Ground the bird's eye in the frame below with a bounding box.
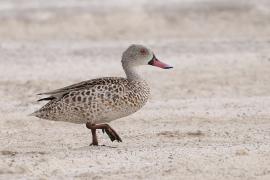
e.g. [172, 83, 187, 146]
[140, 48, 147, 55]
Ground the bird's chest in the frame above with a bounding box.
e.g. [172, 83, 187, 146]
[121, 83, 150, 113]
[98, 82, 150, 122]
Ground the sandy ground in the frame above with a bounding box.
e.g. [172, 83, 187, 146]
[1, 0, 270, 179]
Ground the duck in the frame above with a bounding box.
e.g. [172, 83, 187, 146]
[31, 44, 173, 146]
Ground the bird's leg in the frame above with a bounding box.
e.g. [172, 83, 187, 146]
[86, 122, 98, 146]
[96, 124, 122, 143]
[90, 128, 98, 146]
[85, 122, 122, 145]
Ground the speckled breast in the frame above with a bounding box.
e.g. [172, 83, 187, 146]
[97, 80, 151, 123]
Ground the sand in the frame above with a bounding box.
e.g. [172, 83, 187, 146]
[1, 0, 270, 179]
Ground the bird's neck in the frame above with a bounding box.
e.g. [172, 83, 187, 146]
[122, 62, 142, 81]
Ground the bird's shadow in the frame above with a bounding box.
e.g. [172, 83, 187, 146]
[73, 144, 118, 151]
[96, 144, 118, 148]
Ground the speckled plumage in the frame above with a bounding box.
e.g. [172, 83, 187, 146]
[32, 44, 172, 145]
[32, 77, 150, 124]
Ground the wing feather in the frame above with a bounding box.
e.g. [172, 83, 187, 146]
[37, 77, 126, 101]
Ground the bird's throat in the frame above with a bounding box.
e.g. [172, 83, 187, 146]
[122, 63, 142, 81]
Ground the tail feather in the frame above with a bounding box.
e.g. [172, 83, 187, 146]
[28, 111, 39, 117]
[37, 96, 56, 102]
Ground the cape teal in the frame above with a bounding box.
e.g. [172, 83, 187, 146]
[31, 44, 173, 145]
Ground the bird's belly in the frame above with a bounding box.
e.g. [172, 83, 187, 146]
[97, 106, 140, 123]
[44, 102, 144, 124]
[96, 95, 149, 123]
